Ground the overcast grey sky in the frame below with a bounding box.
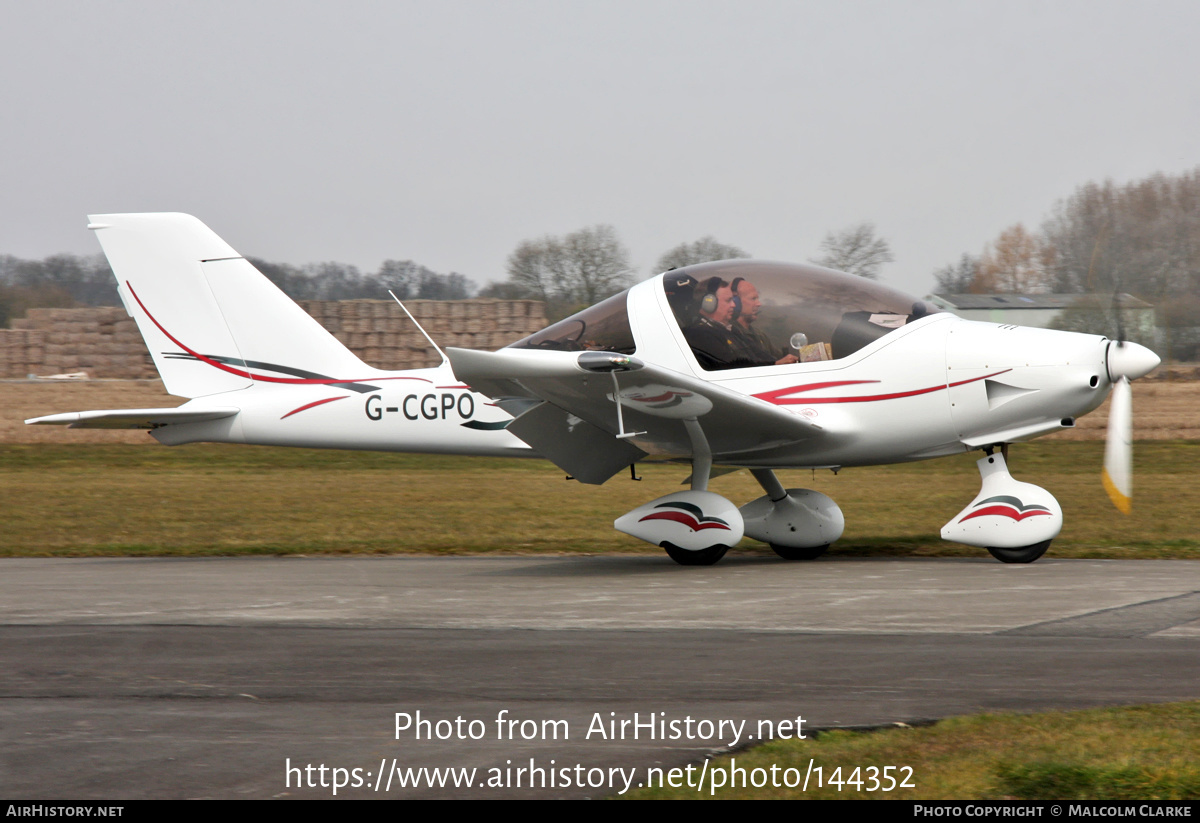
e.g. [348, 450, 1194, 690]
[2, 0, 1197, 295]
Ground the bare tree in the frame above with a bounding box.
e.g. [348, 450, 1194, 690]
[504, 236, 563, 306]
[931, 253, 981, 293]
[811, 222, 894, 279]
[654, 236, 749, 273]
[0, 280, 76, 328]
[975, 224, 1054, 293]
[250, 257, 476, 301]
[375, 260, 476, 300]
[502, 225, 633, 316]
[0, 249, 477, 325]
[558, 225, 634, 305]
[1041, 169, 1200, 302]
[476, 280, 534, 300]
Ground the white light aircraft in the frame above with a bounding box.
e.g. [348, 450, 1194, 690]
[28, 214, 1160, 565]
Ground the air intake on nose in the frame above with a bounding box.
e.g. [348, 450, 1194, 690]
[984, 379, 1037, 410]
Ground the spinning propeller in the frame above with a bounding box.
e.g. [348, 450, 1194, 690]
[1101, 320, 1160, 514]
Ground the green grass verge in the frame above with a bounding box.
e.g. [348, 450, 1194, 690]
[626, 702, 1200, 800]
[1, 441, 1197, 557]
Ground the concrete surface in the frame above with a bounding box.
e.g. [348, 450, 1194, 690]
[3, 556, 1199, 798]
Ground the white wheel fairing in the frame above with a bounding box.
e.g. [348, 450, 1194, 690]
[941, 452, 1062, 549]
[740, 489, 844, 549]
[615, 491, 744, 551]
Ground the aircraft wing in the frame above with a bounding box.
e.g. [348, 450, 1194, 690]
[447, 347, 823, 484]
[25, 407, 239, 430]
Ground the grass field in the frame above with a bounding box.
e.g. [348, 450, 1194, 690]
[1, 440, 1196, 557]
[627, 701, 1200, 800]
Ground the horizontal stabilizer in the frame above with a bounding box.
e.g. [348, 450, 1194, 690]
[25, 407, 239, 430]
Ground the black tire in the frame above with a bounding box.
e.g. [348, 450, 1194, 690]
[662, 542, 729, 566]
[770, 543, 829, 561]
[986, 540, 1051, 564]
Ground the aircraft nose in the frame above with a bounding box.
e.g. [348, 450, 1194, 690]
[1106, 340, 1160, 382]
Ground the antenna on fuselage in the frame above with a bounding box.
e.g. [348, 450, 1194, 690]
[388, 290, 449, 368]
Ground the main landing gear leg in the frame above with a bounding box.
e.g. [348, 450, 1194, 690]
[663, 418, 728, 564]
[741, 469, 844, 560]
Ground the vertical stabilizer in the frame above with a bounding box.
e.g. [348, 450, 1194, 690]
[89, 213, 377, 399]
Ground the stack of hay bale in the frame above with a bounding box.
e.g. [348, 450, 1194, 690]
[0, 328, 46, 378]
[297, 299, 547, 370]
[4, 307, 150, 378]
[1, 300, 548, 378]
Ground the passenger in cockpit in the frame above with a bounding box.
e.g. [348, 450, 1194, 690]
[730, 277, 798, 366]
[678, 277, 787, 371]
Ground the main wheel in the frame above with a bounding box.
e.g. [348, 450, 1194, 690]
[770, 543, 829, 561]
[986, 540, 1051, 564]
[662, 542, 729, 566]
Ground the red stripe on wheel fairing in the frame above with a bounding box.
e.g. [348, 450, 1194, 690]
[959, 505, 1052, 523]
[638, 512, 732, 532]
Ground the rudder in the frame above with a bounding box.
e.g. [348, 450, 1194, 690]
[89, 213, 378, 398]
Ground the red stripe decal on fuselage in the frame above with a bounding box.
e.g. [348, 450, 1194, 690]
[281, 396, 350, 419]
[753, 370, 1012, 405]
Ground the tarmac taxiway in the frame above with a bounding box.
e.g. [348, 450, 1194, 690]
[3, 555, 1199, 798]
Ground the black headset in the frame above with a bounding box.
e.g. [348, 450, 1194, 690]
[699, 278, 724, 315]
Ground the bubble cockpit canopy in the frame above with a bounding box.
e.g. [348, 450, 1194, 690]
[661, 260, 941, 369]
[506, 260, 940, 370]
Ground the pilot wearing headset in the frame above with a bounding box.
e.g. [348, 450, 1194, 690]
[682, 277, 778, 370]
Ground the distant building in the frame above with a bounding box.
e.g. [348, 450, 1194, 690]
[926, 293, 1156, 339]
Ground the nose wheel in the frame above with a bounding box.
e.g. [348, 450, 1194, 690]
[986, 540, 1051, 564]
[942, 451, 1062, 564]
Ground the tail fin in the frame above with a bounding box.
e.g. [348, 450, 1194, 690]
[89, 213, 378, 398]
